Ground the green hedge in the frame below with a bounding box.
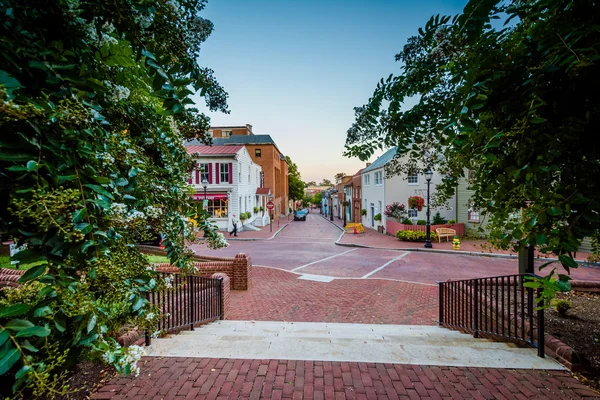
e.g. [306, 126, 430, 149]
[396, 230, 438, 242]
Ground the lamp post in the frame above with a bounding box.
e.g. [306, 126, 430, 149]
[343, 201, 347, 227]
[329, 189, 337, 222]
[202, 177, 208, 200]
[424, 169, 433, 249]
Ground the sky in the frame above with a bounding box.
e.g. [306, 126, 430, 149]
[194, 0, 468, 183]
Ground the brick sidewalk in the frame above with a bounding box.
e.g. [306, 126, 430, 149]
[228, 267, 438, 325]
[92, 357, 599, 399]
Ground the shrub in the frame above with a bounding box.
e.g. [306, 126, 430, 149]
[396, 230, 438, 242]
[384, 202, 407, 220]
[240, 212, 251, 221]
[253, 206, 259, 214]
[401, 218, 413, 225]
[259, 206, 265, 212]
[554, 299, 572, 316]
[448, 219, 456, 224]
[374, 213, 382, 222]
[361, 209, 367, 216]
[433, 211, 447, 225]
[416, 220, 427, 225]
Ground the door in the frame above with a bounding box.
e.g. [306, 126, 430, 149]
[370, 203, 375, 227]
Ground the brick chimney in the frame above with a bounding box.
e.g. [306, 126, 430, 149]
[245, 124, 253, 134]
[366, 162, 371, 167]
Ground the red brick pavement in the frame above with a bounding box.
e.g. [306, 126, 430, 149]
[227, 267, 438, 325]
[92, 357, 600, 399]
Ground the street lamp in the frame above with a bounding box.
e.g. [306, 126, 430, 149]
[329, 189, 337, 222]
[201, 176, 208, 201]
[424, 169, 434, 249]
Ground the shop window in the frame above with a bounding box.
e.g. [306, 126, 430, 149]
[206, 199, 229, 218]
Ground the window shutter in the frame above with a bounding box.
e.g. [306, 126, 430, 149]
[208, 163, 213, 184]
[229, 162, 233, 184]
[215, 163, 220, 184]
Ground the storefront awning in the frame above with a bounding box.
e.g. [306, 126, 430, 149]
[192, 193, 228, 201]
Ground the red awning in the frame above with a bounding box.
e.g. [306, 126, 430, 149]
[192, 193, 228, 201]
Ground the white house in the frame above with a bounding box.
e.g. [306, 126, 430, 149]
[361, 147, 457, 233]
[186, 145, 268, 232]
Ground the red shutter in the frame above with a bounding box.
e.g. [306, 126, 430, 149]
[208, 163, 213, 184]
[195, 166, 200, 184]
[229, 162, 233, 184]
[215, 163, 220, 184]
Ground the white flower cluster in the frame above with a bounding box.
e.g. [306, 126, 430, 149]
[206, 232, 229, 250]
[110, 202, 127, 215]
[97, 152, 115, 165]
[127, 210, 146, 221]
[145, 312, 155, 321]
[146, 205, 162, 219]
[103, 80, 131, 102]
[119, 345, 144, 377]
[100, 34, 118, 47]
[164, 275, 174, 289]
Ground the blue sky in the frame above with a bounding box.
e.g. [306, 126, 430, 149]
[195, 0, 467, 183]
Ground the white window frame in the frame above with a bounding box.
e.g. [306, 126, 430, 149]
[407, 174, 418, 185]
[364, 174, 370, 186]
[374, 171, 383, 186]
[220, 163, 230, 183]
[198, 163, 209, 183]
[408, 209, 418, 218]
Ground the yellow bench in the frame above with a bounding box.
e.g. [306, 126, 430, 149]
[345, 223, 365, 233]
[435, 227, 456, 242]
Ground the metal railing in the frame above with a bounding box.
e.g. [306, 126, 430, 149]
[438, 274, 545, 357]
[145, 273, 223, 345]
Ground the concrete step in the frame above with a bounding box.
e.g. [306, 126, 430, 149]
[145, 320, 564, 370]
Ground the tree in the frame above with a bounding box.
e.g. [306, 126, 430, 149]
[313, 192, 323, 207]
[345, 0, 600, 299]
[0, 0, 228, 395]
[320, 179, 333, 187]
[304, 181, 317, 187]
[334, 172, 346, 182]
[286, 156, 304, 201]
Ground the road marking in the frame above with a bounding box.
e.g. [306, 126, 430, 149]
[361, 252, 410, 279]
[291, 248, 358, 272]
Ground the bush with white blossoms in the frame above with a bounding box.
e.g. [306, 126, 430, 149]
[100, 342, 144, 377]
[206, 232, 229, 250]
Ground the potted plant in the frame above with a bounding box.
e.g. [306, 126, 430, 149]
[239, 212, 249, 225]
[374, 213, 382, 222]
[384, 202, 407, 222]
[253, 206, 259, 214]
[408, 196, 425, 211]
[259, 206, 265, 216]
[374, 213, 384, 233]
[361, 209, 367, 216]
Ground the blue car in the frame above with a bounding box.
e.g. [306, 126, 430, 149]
[293, 209, 309, 221]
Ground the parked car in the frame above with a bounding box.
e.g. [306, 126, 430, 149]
[294, 209, 309, 221]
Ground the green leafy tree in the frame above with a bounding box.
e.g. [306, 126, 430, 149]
[320, 179, 333, 187]
[345, 0, 599, 300]
[0, 0, 228, 396]
[304, 181, 317, 187]
[313, 192, 322, 207]
[286, 156, 304, 201]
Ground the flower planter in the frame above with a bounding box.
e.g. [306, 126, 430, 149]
[385, 220, 465, 238]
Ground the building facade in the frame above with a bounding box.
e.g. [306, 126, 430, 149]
[186, 145, 267, 232]
[188, 125, 289, 221]
[345, 167, 366, 223]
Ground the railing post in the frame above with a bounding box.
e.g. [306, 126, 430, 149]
[437, 282, 443, 326]
[537, 288, 545, 358]
[145, 291, 151, 346]
[219, 277, 224, 320]
[473, 280, 479, 338]
[189, 275, 195, 331]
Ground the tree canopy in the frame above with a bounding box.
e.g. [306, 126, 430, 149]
[286, 156, 304, 201]
[0, 0, 227, 395]
[319, 179, 333, 187]
[345, 0, 600, 296]
[304, 181, 317, 188]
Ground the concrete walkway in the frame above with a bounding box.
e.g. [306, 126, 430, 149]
[145, 321, 564, 370]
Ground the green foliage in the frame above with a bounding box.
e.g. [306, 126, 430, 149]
[401, 218, 413, 225]
[396, 230, 438, 242]
[345, 0, 599, 303]
[432, 212, 447, 225]
[416, 220, 426, 226]
[313, 192, 323, 206]
[384, 202, 407, 220]
[553, 299, 572, 317]
[361, 209, 367, 216]
[253, 207, 259, 214]
[320, 179, 333, 187]
[259, 206, 265, 213]
[374, 213, 382, 222]
[286, 156, 304, 201]
[0, 0, 228, 396]
[239, 212, 251, 221]
[448, 219, 456, 224]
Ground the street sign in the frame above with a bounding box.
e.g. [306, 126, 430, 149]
[266, 201, 275, 210]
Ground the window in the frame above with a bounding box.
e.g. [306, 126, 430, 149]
[364, 174, 370, 186]
[408, 209, 418, 218]
[222, 130, 232, 137]
[408, 174, 418, 185]
[206, 199, 228, 218]
[467, 200, 480, 222]
[220, 163, 230, 183]
[374, 171, 383, 185]
[255, 148, 262, 157]
[199, 163, 209, 183]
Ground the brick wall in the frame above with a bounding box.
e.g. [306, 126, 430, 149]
[212, 272, 230, 319]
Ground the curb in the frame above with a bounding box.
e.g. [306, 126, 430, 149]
[226, 222, 290, 242]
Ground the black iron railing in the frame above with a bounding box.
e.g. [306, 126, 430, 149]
[145, 273, 223, 345]
[438, 274, 545, 357]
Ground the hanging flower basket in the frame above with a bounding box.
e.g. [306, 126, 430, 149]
[408, 196, 425, 211]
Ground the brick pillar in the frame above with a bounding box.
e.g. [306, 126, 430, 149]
[211, 273, 230, 320]
[232, 253, 252, 290]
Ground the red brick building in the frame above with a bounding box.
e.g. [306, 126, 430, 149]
[346, 165, 368, 223]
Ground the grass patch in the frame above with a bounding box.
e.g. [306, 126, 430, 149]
[145, 255, 170, 264]
[0, 255, 46, 270]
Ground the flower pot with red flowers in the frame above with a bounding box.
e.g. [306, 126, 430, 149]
[408, 196, 425, 211]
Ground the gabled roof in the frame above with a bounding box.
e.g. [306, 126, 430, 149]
[185, 145, 243, 155]
[362, 147, 397, 173]
[256, 188, 271, 195]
